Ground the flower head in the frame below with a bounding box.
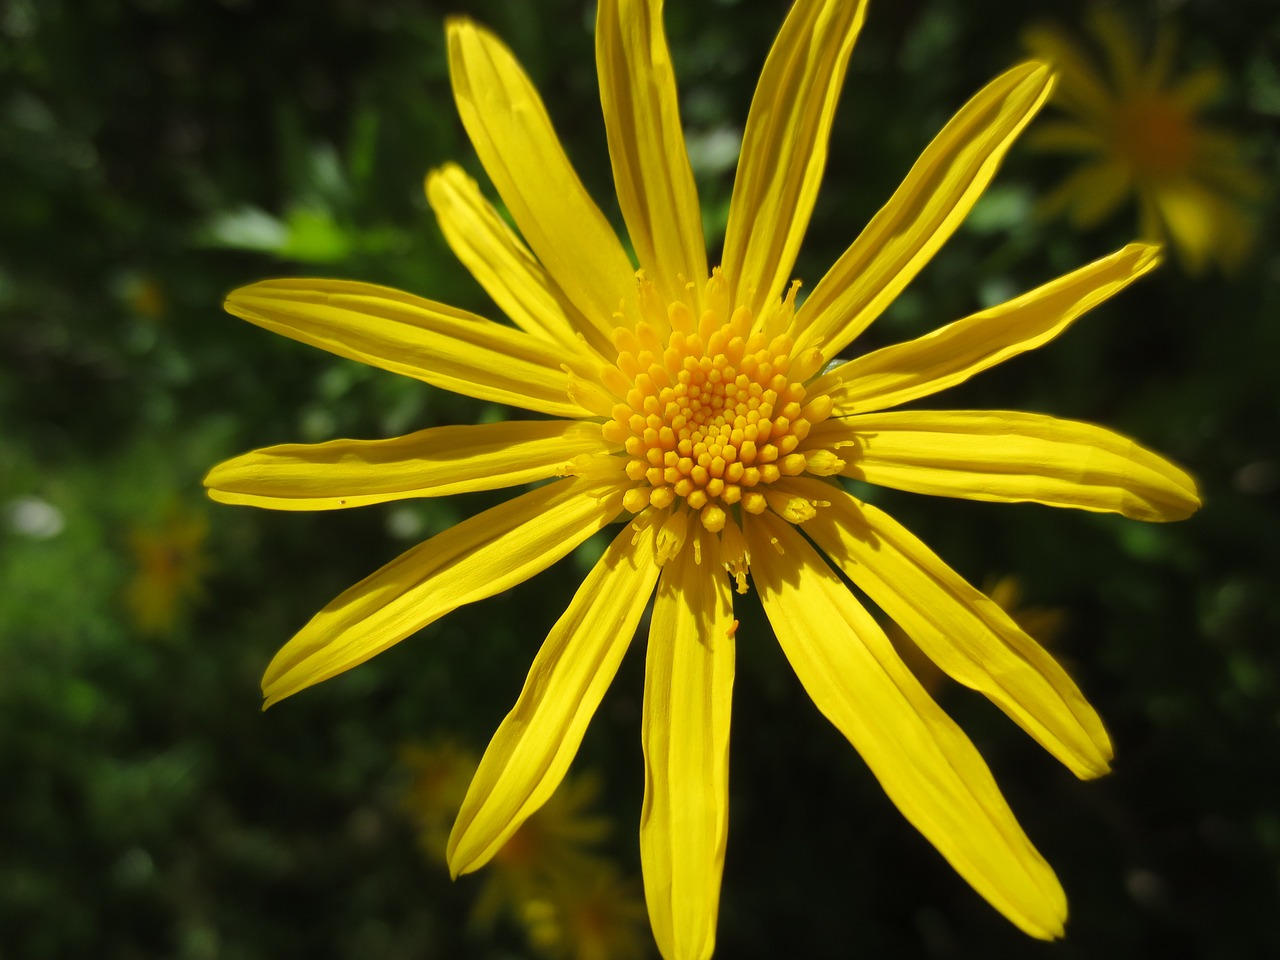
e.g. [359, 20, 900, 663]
[1023, 6, 1265, 273]
[207, 1, 1202, 956]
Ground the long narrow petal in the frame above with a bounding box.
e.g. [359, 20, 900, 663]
[789, 478, 1113, 779]
[261, 475, 625, 707]
[815, 243, 1160, 414]
[746, 511, 1066, 940]
[720, 0, 868, 319]
[204, 420, 605, 511]
[597, 0, 707, 307]
[792, 62, 1055, 357]
[448, 18, 637, 345]
[448, 515, 661, 875]
[225, 279, 590, 418]
[641, 528, 735, 960]
[1021, 26, 1113, 122]
[829, 409, 1201, 521]
[1047, 159, 1133, 229]
[1021, 119, 1106, 154]
[425, 163, 595, 354]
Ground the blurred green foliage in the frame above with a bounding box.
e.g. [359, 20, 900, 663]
[2, 0, 1279, 957]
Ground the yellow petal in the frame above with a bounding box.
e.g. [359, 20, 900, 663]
[792, 62, 1055, 358]
[448, 515, 661, 875]
[1152, 180, 1234, 276]
[1172, 66, 1226, 110]
[1088, 6, 1141, 95]
[790, 477, 1114, 780]
[832, 409, 1201, 521]
[1044, 159, 1133, 229]
[817, 243, 1159, 414]
[641, 528, 735, 960]
[1022, 119, 1106, 155]
[425, 164, 596, 354]
[204, 420, 605, 511]
[720, 0, 868, 320]
[597, 0, 707, 307]
[224, 279, 590, 418]
[746, 511, 1067, 940]
[261, 475, 625, 707]
[1021, 25, 1112, 122]
[448, 18, 637, 343]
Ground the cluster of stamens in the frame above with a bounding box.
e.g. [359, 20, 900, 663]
[599, 273, 833, 534]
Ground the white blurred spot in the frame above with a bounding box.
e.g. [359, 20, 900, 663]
[4, 496, 65, 539]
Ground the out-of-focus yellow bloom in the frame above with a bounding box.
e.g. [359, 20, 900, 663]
[399, 740, 478, 858]
[524, 864, 652, 960]
[1024, 7, 1265, 274]
[124, 506, 209, 635]
[400, 741, 648, 958]
[122, 274, 168, 321]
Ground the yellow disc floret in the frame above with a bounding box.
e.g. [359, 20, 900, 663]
[601, 270, 831, 534]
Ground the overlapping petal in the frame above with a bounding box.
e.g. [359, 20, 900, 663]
[425, 163, 593, 353]
[448, 515, 661, 876]
[826, 409, 1201, 520]
[720, 0, 868, 319]
[641, 529, 735, 960]
[597, 0, 707, 308]
[815, 242, 1159, 415]
[746, 511, 1067, 940]
[791, 61, 1055, 357]
[789, 478, 1114, 780]
[225, 279, 592, 418]
[204, 420, 605, 511]
[448, 18, 638, 345]
[261, 475, 626, 707]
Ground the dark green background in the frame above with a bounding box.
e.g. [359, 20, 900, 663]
[3, 0, 1278, 957]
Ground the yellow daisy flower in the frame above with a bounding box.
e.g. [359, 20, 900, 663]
[206, 1, 1202, 956]
[1023, 7, 1265, 273]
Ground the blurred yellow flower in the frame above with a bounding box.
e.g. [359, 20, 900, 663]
[124, 274, 168, 321]
[400, 741, 649, 959]
[1024, 7, 1265, 273]
[124, 506, 209, 635]
[524, 865, 652, 960]
[208, 1, 1202, 955]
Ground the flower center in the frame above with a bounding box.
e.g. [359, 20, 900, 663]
[1114, 94, 1195, 180]
[600, 271, 832, 535]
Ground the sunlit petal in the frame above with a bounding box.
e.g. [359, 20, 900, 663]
[448, 515, 661, 875]
[448, 18, 637, 344]
[792, 62, 1055, 357]
[597, 0, 707, 307]
[720, 0, 868, 319]
[261, 475, 625, 707]
[425, 163, 594, 353]
[641, 528, 735, 960]
[830, 409, 1201, 520]
[225, 279, 591, 418]
[747, 511, 1066, 940]
[817, 243, 1159, 414]
[204, 420, 605, 510]
[790, 478, 1113, 780]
